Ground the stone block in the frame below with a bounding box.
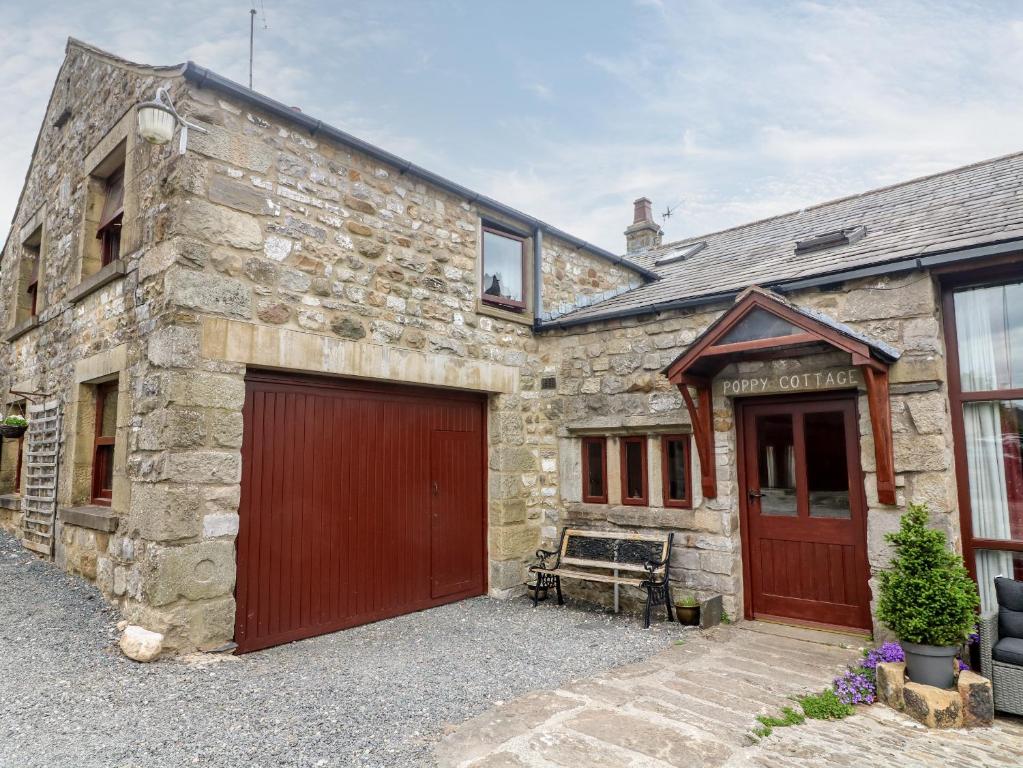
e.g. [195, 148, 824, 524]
[169, 372, 246, 410]
[890, 355, 945, 384]
[903, 681, 963, 729]
[187, 122, 273, 172]
[957, 670, 994, 727]
[124, 595, 236, 652]
[166, 267, 252, 318]
[876, 662, 906, 711]
[139, 408, 207, 450]
[490, 558, 524, 591]
[893, 432, 949, 473]
[129, 483, 202, 542]
[209, 175, 273, 216]
[208, 410, 244, 448]
[203, 512, 239, 539]
[147, 325, 200, 368]
[174, 198, 263, 250]
[143, 540, 236, 607]
[905, 391, 948, 435]
[491, 524, 538, 559]
[699, 594, 723, 629]
[163, 451, 241, 484]
[119, 625, 163, 662]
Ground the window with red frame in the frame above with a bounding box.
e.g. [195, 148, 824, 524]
[620, 436, 648, 506]
[661, 434, 692, 508]
[91, 382, 118, 505]
[581, 436, 608, 503]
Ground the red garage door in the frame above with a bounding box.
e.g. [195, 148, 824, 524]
[234, 371, 486, 653]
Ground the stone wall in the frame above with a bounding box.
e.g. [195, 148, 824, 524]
[535, 272, 957, 628]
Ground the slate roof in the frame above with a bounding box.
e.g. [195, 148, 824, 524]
[550, 151, 1023, 325]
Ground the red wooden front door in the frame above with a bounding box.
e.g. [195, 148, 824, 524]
[234, 372, 487, 653]
[739, 395, 871, 631]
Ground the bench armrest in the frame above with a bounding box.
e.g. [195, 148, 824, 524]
[979, 610, 998, 680]
[642, 554, 670, 585]
[531, 548, 559, 571]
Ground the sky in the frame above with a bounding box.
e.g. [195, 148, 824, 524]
[1, 0, 1022, 252]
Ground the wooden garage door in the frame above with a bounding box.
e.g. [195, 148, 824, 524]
[234, 372, 486, 653]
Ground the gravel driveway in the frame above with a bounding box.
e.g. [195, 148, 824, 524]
[0, 531, 676, 767]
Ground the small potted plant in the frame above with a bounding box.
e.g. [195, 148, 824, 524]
[877, 502, 979, 689]
[674, 593, 700, 626]
[0, 414, 29, 439]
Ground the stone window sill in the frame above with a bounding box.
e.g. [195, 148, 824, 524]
[66, 258, 127, 305]
[476, 299, 534, 328]
[3, 316, 38, 342]
[0, 493, 22, 511]
[59, 505, 119, 533]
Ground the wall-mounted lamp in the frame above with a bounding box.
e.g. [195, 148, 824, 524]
[136, 87, 209, 154]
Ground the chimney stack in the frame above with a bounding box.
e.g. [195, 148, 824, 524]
[625, 197, 663, 254]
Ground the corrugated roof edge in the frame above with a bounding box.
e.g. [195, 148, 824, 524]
[182, 62, 660, 282]
[537, 235, 1023, 330]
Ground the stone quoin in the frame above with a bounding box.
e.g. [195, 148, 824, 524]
[1, 38, 1021, 653]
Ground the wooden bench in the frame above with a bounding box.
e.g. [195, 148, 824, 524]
[529, 528, 675, 627]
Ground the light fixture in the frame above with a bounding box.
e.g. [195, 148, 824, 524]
[136, 87, 208, 153]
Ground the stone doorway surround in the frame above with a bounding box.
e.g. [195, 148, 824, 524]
[436, 622, 1023, 767]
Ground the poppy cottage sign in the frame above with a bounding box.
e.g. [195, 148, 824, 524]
[718, 367, 861, 396]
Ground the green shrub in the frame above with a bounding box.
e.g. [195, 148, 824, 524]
[876, 502, 979, 647]
[676, 593, 699, 607]
[797, 688, 854, 720]
[2, 415, 27, 427]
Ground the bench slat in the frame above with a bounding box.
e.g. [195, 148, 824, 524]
[532, 568, 647, 587]
[559, 556, 657, 573]
[562, 528, 670, 543]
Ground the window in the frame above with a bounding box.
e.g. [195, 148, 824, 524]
[620, 436, 648, 506]
[97, 167, 124, 266]
[16, 227, 42, 324]
[581, 437, 608, 503]
[91, 382, 118, 505]
[481, 224, 526, 310]
[945, 278, 1023, 612]
[661, 435, 692, 508]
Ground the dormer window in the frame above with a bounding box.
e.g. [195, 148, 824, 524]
[481, 224, 526, 310]
[794, 226, 866, 255]
[96, 167, 124, 266]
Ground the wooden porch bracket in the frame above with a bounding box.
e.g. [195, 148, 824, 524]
[862, 366, 897, 505]
[677, 381, 717, 498]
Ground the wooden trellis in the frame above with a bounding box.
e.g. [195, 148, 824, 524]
[19, 400, 62, 557]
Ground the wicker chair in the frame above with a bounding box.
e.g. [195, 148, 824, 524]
[980, 609, 1023, 716]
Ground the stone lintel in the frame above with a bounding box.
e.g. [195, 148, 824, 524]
[562, 416, 690, 437]
[59, 505, 119, 533]
[201, 317, 519, 394]
[66, 259, 127, 305]
[4, 316, 38, 343]
[74, 344, 128, 384]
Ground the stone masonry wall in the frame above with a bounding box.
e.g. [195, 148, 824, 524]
[0, 45, 190, 638]
[535, 272, 957, 628]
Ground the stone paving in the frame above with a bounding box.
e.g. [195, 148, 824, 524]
[436, 623, 1023, 768]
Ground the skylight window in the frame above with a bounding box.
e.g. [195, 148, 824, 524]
[794, 226, 866, 255]
[654, 241, 706, 267]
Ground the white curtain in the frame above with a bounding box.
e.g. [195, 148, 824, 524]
[957, 288, 1014, 611]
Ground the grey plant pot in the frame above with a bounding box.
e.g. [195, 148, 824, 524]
[902, 641, 959, 689]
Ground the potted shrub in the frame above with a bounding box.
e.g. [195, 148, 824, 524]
[0, 415, 28, 439]
[674, 593, 700, 626]
[877, 502, 979, 689]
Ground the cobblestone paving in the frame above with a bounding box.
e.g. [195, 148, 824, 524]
[436, 624, 1023, 767]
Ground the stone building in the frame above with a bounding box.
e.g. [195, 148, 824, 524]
[1, 39, 1020, 652]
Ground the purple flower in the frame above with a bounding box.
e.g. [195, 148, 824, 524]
[957, 658, 970, 671]
[860, 641, 904, 672]
[833, 669, 876, 705]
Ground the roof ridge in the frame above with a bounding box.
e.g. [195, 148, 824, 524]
[650, 148, 1023, 254]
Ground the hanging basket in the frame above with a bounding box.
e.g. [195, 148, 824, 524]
[0, 424, 28, 439]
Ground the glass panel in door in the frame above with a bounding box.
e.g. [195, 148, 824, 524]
[755, 414, 797, 516]
[805, 410, 851, 519]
